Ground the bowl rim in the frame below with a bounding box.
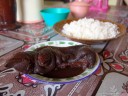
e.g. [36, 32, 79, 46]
[69, 1, 91, 7]
[40, 7, 71, 14]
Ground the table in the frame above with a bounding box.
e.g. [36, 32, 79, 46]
[0, 6, 128, 96]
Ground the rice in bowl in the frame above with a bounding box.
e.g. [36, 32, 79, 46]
[62, 18, 119, 40]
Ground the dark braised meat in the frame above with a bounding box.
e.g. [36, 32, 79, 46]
[5, 45, 97, 78]
[34, 45, 96, 77]
[5, 51, 35, 74]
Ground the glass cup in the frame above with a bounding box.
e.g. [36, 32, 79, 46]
[0, 0, 19, 31]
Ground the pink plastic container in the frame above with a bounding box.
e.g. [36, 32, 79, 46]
[90, 0, 109, 12]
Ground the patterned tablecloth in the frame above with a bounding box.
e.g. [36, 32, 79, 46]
[0, 6, 128, 96]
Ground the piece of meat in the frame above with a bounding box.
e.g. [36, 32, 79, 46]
[54, 45, 96, 69]
[34, 47, 56, 75]
[5, 51, 35, 74]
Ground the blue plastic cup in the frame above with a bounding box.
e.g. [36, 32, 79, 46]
[40, 8, 70, 27]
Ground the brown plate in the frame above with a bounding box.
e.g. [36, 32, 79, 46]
[53, 19, 126, 45]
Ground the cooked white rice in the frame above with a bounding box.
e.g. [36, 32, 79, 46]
[62, 18, 119, 39]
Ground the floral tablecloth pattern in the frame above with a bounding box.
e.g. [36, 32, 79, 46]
[0, 6, 128, 96]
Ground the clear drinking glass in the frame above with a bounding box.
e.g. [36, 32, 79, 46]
[0, 0, 18, 31]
